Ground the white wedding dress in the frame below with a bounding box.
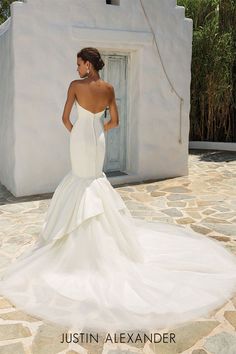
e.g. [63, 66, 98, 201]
[1, 100, 236, 332]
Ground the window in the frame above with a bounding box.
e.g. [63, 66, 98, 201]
[106, 0, 120, 5]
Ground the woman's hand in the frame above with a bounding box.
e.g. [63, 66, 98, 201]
[103, 121, 118, 132]
[63, 120, 74, 132]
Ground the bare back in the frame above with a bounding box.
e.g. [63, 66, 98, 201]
[62, 78, 119, 132]
[74, 79, 113, 114]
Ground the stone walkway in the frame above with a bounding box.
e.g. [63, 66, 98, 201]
[0, 149, 236, 354]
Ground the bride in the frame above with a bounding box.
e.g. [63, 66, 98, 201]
[0, 47, 236, 332]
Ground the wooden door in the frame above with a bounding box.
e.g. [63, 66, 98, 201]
[100, 54, 128, 173]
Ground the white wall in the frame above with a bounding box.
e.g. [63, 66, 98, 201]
[0, 0, 193, 196]
[0, 17, 15, 193]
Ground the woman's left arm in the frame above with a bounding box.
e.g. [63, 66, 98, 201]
[62, 81, 76, 132]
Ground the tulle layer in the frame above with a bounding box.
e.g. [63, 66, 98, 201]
[1, 172, 236, 332]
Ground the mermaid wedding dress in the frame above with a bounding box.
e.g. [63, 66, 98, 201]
[1, 100, 236, 332]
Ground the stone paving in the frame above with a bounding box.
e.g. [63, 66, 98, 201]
[0, 149, 236, 354]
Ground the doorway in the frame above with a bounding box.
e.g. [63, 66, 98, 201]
[100, 53, 128, 175]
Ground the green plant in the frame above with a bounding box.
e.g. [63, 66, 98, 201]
[178, 0, 236, 142]
[0, 0, 15, 25]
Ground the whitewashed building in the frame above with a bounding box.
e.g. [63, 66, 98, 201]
[0, 0, 193, 196]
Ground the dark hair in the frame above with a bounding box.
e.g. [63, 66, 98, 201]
[77, 47, 105, 71]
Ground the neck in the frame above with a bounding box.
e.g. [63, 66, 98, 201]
[86, 71, 100, 81]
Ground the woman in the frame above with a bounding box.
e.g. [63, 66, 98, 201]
[0, 47, 236, 332]
[62, 48, 118, 134]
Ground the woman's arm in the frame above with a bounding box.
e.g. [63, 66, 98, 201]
[62, 81, 76, 132]
[104, 86, 119, 132]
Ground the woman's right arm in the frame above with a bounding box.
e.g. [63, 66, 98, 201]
[104, 86, 119, 132]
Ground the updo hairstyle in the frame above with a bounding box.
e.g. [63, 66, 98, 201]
[77, 47, 105, 71]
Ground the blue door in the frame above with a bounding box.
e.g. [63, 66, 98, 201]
[100, 54, 128, 173]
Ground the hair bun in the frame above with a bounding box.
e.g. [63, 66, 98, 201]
[77, 47, 105, 72]
[97, 57, 105, 70]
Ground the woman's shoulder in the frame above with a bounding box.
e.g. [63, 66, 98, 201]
[71, 79, 82, 86]
[104, 81, 114, 90]
[71, 79, 113, 88]
[98, 80, 114, 92]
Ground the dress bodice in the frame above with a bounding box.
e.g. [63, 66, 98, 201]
[69, 101, 106, 178]
[75, 100, 106, 117]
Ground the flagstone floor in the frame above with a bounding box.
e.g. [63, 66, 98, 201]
[0, 149, 236, 354]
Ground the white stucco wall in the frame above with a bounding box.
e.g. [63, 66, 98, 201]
[0, 0, 193, 196]
[0, 17, 15, 194]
